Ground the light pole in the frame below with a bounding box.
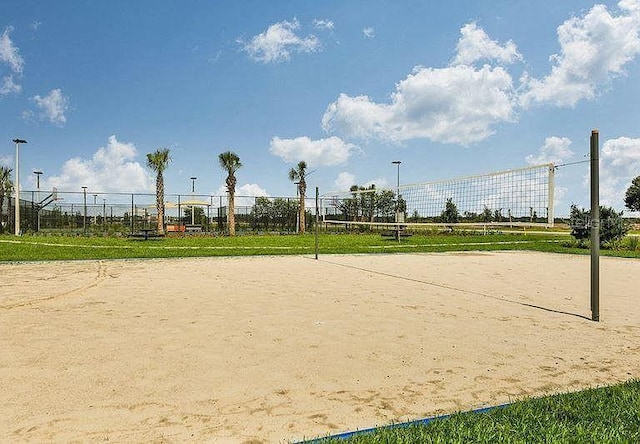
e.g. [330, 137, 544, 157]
[392, 160, 401, 213]
[34, 170, 43, 231]
[190, 176, 197, 225]
[12, 138, 27, 235]
[82, 186, 87, 233]
[34, 170, 42, 189]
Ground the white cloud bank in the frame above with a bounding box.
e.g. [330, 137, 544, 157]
[46, 135, 152, 193]
[322, 64, 517, 146]
[520, 0, 640, 107]
[241, 19, 321, 63]
[526, 136, 575, 165]
[322, 1, 640, 147]
[600, 136, 640, 210]
[322, 20, 521, 146]
[269, 136, 359, 166]
[453, 22, 522, 65]
[333, 172, 356, 191]
[215, 183, 269, 207]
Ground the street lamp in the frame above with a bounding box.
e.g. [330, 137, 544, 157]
[34, 170, 43, 231]
[12, 138, 27, 235]
[33, 170, 43, 189]
[190, 176, 197, 225]
[82, 186, 87, 233]
[392, 160, 401, 191]
[392, 160, 401, 211]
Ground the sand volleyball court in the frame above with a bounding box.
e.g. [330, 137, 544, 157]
[1, 251, 639, 442]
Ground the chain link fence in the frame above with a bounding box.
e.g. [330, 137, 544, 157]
[1, 189, 318, 235]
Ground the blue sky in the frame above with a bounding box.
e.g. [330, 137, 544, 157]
[2, 0, 640, 216]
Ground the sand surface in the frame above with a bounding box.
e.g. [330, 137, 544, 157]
[1, 251, 639, 443]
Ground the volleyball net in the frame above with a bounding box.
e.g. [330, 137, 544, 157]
[321, 163, 555, 229]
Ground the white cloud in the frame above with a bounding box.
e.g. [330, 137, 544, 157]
[215, 182, 269, 207]
[363, 27, 375, 39]
[0, 154, 11, 167]
[333, 172, 356, 191]
[322, 63, 517, 145]
[452, 22, 522, 66]
[47, 135, 152, 193]
[599, 136, 640, 209]
[241, 18, 321, 63]
[526, 136, 574, 165]
[0, 26, 24, 74]
[520, 1, 640, 107]
[269, 136, 359, 166]
[364, 177, 388, 189]
[0, 75, 21, 95]
[32, 89, 70, 126]
[313, 19, 334, 30]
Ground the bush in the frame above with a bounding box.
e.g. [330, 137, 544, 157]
[569, 204, 630, 248]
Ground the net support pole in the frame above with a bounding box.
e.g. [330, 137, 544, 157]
[315, 187, 319, 260]
[590, 129, 600, 322]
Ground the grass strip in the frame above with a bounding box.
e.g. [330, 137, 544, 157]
[1, 232, 640, 261]
[308, 379, 640, 443]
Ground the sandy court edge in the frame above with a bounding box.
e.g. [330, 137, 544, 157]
[1, 251, 639, 443]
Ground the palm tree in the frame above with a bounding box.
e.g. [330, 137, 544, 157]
[288, 161, 307, 234]
[146, 148, 171, 235]
[0, 167, 13, 233]
[218, 151, 242, 236]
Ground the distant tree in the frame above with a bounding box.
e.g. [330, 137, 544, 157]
[146, 148, 171, 234]
[218, 151, 242, 236]
[361, 184, 377, 223]
[251, 196, 272, 230]
[569, 204, 630, 247]
[376, 190, 396, 221]
[288, 161, 308, 233]
[440, 198, 460, 225]
[481, 206, 493, 223]
[625, 176, 640, 212]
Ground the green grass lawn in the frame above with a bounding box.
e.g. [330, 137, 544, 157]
[310, 380, 640, 443]
[1, 231, 639, 261]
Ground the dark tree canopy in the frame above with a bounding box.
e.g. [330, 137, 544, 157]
[440, 198, 460, 224]
[569, 204, 630, 247]
[624, 176, 640, 212]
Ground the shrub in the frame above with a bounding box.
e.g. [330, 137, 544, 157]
[569, 204, 630, 248]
